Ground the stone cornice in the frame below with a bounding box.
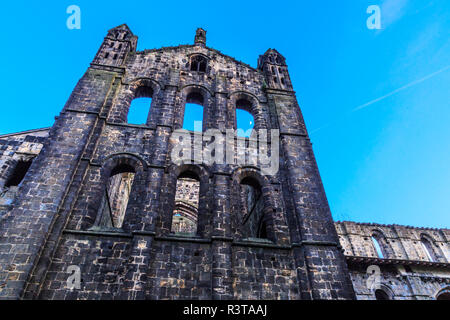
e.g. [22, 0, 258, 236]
[345, 255, 450, 269]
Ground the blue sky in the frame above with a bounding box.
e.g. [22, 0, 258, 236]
[0, 1, 448, 228]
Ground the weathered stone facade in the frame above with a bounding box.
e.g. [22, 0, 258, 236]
[0, 129, 49, 219]
[336, 221, 450, 300]
[0, 24, 447, 300]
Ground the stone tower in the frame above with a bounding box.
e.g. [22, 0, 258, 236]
[0, 25, 355, 300]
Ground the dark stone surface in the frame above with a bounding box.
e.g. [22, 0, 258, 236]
[0, 24, 357, 300]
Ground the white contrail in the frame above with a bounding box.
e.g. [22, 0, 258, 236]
[352, 65, 450, 111]
[310, 65, 450, 135]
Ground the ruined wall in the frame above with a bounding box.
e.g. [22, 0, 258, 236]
[0, 129, 49, 218]
[0, 25, 355, 300]
[336, 221, 450, 300]
[1, 103, 448, 301]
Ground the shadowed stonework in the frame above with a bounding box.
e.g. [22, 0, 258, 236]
[0, 25, 447, 300]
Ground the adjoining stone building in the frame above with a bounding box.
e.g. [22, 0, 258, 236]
[0, 25, 448, 300]
[336, 221, 450, 300]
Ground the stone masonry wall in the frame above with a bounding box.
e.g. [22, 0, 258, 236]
[336, 221, 450, 300]
[0, 129, 449, 300]
[0, 24, 354, 300]
[0, 129, 49, 218]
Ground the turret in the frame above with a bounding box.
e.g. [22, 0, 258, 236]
[92, 24, 138, 67]
[194, 28, 207, 47]
[258, 49, 293, 91]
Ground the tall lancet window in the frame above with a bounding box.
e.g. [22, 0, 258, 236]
[98, 164, 135, 229]
[420, 236, 437, 262]
[171, 171, 200, 236]
[127, 85, 153, 125]
[371, 236, 384, 258]
[240, 177, 267, 239]
[236, 98, 254, 138]
[183, 91, 204, 132]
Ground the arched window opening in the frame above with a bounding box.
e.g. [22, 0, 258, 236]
[258, 220, 268, 239]
[183, 92, 204, 132]
[98, 164, 135, 229]
[236, 109, 254, 138]
[236, 99, 254, 137]
[128, 98, 152, 124]
[371, 236, 384, 258]
[127, 86, 154, 125]
[421, 236, 437, 262]
[375, 289, 390, 300]
[104, 52, 109, 59]
[236, 99, 255, 137]
[240, 177, 266, 239]
[190, 55, 207, 72]
[437, 291, 450, 300]
[171, 171, 200, 236]
[236, 98, 252, 111]
[5, 160, 33, 188]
